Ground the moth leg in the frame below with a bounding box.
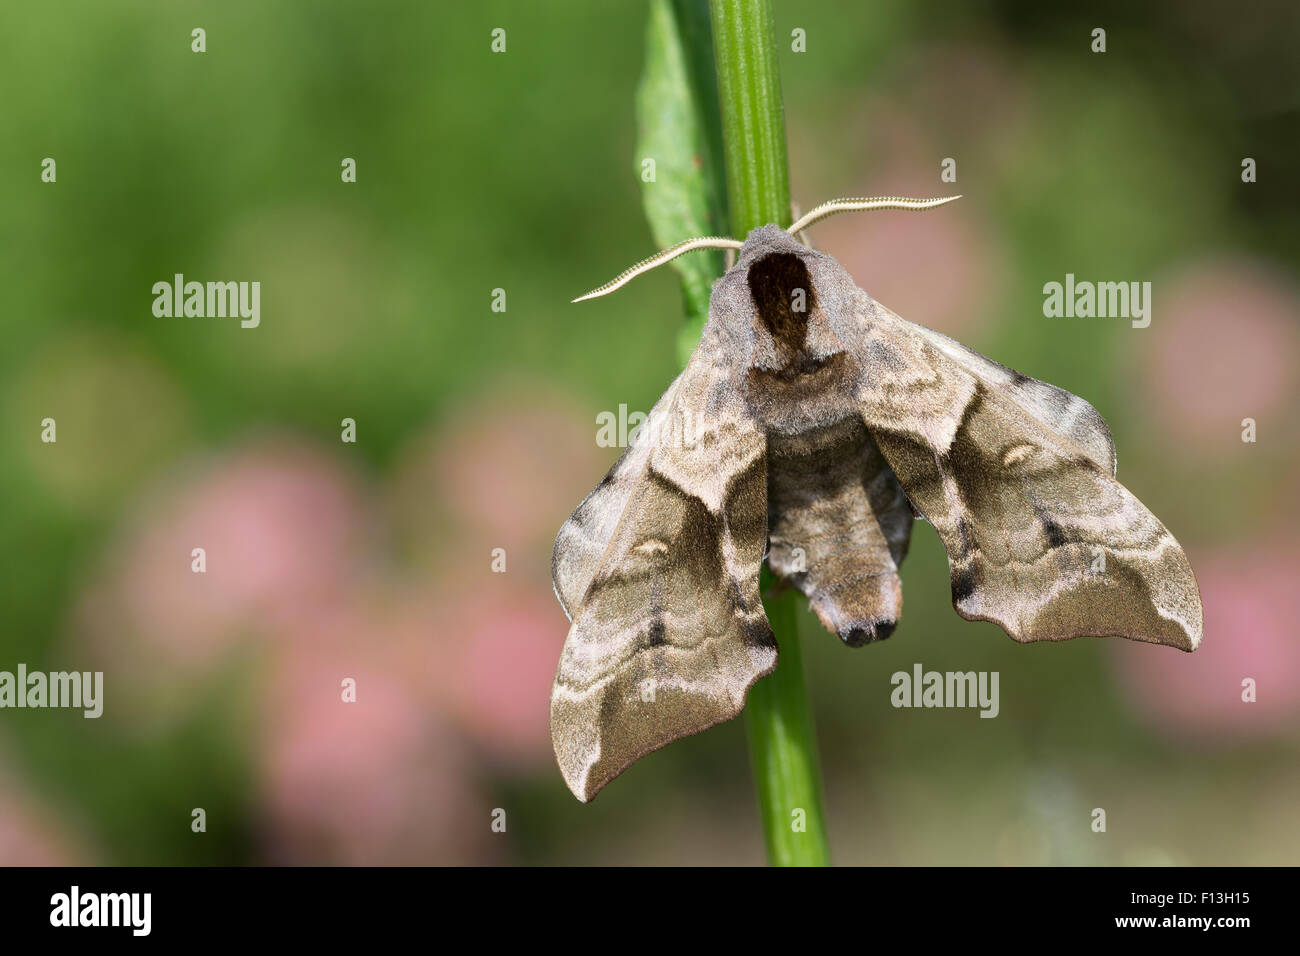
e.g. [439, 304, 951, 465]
[766, 416, 913, 646]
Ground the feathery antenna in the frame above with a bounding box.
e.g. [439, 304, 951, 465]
[786, 195, 962, 236]
[572, 237, 744, 303]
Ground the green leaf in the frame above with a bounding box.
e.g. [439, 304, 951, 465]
[635, 0, 730, 364]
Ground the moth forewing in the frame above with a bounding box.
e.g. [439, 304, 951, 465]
[549, 321, 775, 802]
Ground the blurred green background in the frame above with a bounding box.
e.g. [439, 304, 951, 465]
[1, 0, 1297, 865]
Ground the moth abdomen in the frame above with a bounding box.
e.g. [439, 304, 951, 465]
[765, 416, 912, 647]
[839, 619, 897, 647]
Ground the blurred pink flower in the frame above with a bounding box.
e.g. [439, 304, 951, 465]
[0, 752, 93, 865]
[64, 383, 602, 859]
[1138, 259, 1299, 451]
[73, 435, 377, 703]
[1110, 544, 1300, 741]
[411, 575, 566, 767]
[389, 383, 607, 574]
[258, 629, 493, 865]
[383, 386, 593, 766]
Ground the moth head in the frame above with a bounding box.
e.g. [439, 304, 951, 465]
[571, 195, 961, 303]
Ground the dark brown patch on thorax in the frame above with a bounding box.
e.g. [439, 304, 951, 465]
[748, 252, 820, 373]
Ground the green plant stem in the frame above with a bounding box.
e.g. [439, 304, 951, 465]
[710, 0, 830, 867]
[710, 0, 792, 234]
[745, 571, 830, 866]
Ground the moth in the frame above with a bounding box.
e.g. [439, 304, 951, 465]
[551, 196, 1202, 802]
